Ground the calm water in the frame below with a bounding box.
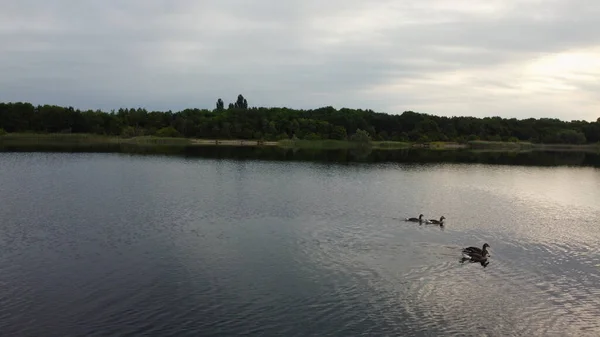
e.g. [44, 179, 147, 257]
[1, 151, 600, 336]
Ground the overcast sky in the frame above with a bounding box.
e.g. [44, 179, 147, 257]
[1, 0, 599, 121]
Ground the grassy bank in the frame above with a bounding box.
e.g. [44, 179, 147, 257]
[467, 140, 535, 150]
[277, 139, 472, 150]
[0, 133, 411, 150]
[1, 133, 598, 153]
[277, 139, 412, 150]
[192, 139, 279, 146]
[467, 140, 600, 152]
[0, 133, 192, 145]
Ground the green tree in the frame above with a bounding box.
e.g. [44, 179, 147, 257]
[216, 99, 224, 111]
[234, 94, 248, 109]
[1, 98, 599, 145]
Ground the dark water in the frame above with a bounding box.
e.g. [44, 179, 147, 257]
[2, 142, 600, 167]
[1, 151, 600, 336]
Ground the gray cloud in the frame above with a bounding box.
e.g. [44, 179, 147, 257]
[1, 0, 599, 120]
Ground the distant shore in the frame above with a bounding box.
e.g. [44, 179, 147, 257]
[0, 133, 598, 152]
[191, 139, 279, 146]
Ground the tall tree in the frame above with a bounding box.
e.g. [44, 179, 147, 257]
[216, 98, 224, 111]
[234, 94, 248, 109]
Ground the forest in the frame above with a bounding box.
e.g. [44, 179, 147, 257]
[1, 94, 599, 144]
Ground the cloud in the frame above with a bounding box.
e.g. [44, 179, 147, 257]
[0, 0, 599, 120]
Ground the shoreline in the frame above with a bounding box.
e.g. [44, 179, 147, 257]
[1, 133, 599, 152]
[191, 139, 279, 146]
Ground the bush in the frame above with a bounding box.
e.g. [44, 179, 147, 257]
[253, 131, 263, 140]
[331, 126, 347, 140]
[558, 130, 586, 144]
[275, 132, 289, 140]
[304, 133, 321, 140]
[0, 128, 6, 136]
[121, 126, 137, 138]
[350, 129, 371, 143]
[155, 126, 182, 138]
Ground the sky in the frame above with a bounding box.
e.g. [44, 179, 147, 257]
[1, 0, 599, 121]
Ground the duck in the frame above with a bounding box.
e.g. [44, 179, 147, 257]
[462, 243, 490, 257]
[405, 214, 424, 222]
[427, 216, 445, 225]
[461, 251, 489, 267]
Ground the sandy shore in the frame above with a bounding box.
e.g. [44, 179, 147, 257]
[190, 139, 279, 146]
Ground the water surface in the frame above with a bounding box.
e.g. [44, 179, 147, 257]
[1, 152, 599, 336]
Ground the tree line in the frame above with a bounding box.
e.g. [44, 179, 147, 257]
[1, 94, 599, 144]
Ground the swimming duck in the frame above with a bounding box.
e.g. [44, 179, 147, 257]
[405, 214, 424, 222]
[427, 216, 445, 225]
[462, 243, 490, 257]
[461, 251, 488, 264]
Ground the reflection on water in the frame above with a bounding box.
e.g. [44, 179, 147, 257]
[0, 152, 599, 336]
[459, 256, 490, 267]
[2, 142, 600, 167]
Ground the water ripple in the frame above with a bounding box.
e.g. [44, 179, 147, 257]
[1, 153, 600, 336]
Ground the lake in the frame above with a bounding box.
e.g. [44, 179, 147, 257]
[1, 150, 599, 336]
